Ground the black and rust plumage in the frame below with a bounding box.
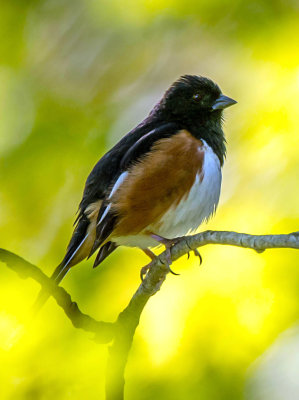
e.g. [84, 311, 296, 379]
[34, 75, 236, 311]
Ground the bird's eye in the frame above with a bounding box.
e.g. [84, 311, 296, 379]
[192, 93, 201, 101]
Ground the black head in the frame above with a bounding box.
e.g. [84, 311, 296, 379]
[158, 75, 236, 124]
[149, 75, 236, 166]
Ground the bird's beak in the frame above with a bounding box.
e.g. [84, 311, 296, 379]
[211, 94, 237, 111]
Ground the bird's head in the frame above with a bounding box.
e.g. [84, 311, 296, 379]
[159, 75, 237, 124]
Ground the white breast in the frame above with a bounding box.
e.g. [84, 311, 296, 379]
[154, 140, 222, 238]
[114, 140, 222, 249]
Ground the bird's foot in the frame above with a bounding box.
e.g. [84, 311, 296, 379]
[151, 233, 182, 276]
[186, 245, 203, 265]
[140, 264, 165, 291]
[151, 233, 203, 266]
[140, 249, 156, 281]
[140, 263, 151, 281]
[140, 245, 179, 280]
[141, 234, 203, 281]
[141, 248, 156, 260]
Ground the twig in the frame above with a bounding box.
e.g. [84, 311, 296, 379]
[1, 230, 299, 400]
[104, 230, 299, 399]
[105, 262, 167, 400]
[0, 249, 114, 343]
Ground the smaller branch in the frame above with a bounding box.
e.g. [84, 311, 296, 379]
[0, 249, 114, 343]
[105, 263, 166, 400]
[186, 230, 299, 252]
[1, 230, 298, 400]
[105, 230, 299, 399]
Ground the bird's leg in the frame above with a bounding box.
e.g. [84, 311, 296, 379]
[150, 233, 182, 276]
[140, 248, 156, 281]
[141, 248, 156, 260]
[151, 234, 203, 267]
[140, 234, 203, 281]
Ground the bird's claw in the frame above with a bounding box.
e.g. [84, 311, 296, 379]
[140, 248, 180, 281]
[162, 242, 180, 276]
[149, 233, 181, 276]
[186, 242, 203, 266]
[164, 259, 180, 276]
[193, 248, 203, 265]
[140, 264, 151, 281]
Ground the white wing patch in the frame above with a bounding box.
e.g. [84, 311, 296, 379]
[97, 203, 111, 226]
[58, 173, 130, 273]
[108, 172, 129, 199]
[97, 171, 129, 226]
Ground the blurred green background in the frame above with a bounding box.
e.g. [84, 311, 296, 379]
[0, 0, 299, 399]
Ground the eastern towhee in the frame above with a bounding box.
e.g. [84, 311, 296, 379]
[34, 75, 236, 310]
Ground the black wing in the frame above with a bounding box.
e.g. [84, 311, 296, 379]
[61, 120, 181, 270]
[89, 122, 181, 257]
[78, 118, 158, 213]
[120, 122, 178, 170]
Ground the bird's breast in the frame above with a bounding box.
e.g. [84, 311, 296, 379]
[147, 139, 222, 239]
[112, 135, 222, 248]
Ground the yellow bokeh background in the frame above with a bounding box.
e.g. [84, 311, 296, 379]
[0, 0, 298, 399]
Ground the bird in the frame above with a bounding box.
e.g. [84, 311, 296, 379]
[33, 75, 236, 311]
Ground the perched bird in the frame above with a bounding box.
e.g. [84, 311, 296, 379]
[34, 75, 236, 310]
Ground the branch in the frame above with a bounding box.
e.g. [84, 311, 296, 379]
[105, 230, 299, 399]
[0, 249, 114, 343]
[1, 230, 298, 400]
[165, 230, 299, 263]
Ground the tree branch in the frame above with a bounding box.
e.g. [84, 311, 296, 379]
[0, 248, 114, 343]
[105, 230, 299, 399]
[1, 230, 298, 400]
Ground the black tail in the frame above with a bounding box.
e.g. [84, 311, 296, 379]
[31, 262, 70, 315]
[32, 216, 91, 315]
[93, 241, 118, 268]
